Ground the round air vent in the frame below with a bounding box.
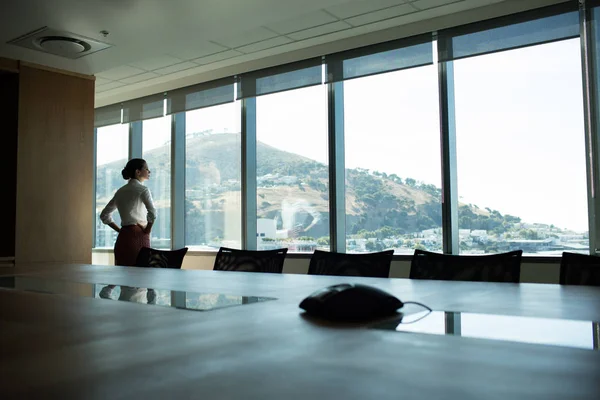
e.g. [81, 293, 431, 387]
[9, 27, 112, 59]
[36, 36, 91, 56]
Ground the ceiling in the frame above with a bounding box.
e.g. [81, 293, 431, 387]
[0, 0, 566, 104]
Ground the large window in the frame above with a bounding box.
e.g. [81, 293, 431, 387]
[255, 85, 329, 252]
[185, 102, 242, 250]
[142, 116, 172, 249]
[454, 39, 588, 255]
[343, 64, 442, 254]
[95, 123, 129, 247]
[94, 3, 597, 258]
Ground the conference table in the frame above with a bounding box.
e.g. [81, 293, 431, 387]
[2, 263, 600, 399]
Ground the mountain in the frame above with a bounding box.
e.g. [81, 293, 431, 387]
[96, 132, 581, 252]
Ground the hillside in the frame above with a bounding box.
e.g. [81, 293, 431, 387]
[97, 131, 568, 251]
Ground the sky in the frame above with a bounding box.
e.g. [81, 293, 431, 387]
[96, 38, 589, 233]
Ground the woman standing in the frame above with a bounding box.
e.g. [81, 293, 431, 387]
[99, 158, 157, 297]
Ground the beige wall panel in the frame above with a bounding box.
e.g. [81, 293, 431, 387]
[16, 66, 94, 264]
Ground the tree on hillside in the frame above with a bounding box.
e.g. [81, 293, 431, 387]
[366, 241, 384, 252]
[317, 236, 330, 246]
[389, 173, 402, 184]
[185, 199, 205, 245]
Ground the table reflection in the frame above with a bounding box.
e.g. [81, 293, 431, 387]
[1, 276, 276, 312]
[95, 284, 266, 310]
[374, 310, 600, 351]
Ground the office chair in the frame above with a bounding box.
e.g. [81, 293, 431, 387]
[135, 247, 189, 269]
[213, 247, 287, 273]
[409, 249, 522, 283]
[560, 252, 600, 286]
[307, 249, 394, 278]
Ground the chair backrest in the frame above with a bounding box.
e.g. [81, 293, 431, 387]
[135, 247, 189, 269]
[307, 250, 394, 278]
[560, 252, 600, 286]
[409, 249, 522, 283]
[213, 247, 287, 273]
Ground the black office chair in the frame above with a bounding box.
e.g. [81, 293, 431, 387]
[409, 249, 522, 283]
[135, 247, 189, 269]
[307, 249, 394, 278]
[560, 252, 600, 286]
[213, 247, 287, 273]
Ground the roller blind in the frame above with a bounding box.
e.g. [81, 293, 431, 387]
[122, 93, 166, 123]
[94, 103, 122, 128]
[438, 2, 579, 63]
[325, 33, 433, 83]
[166, 77, 235, 115]
[237, 58, 322, 100]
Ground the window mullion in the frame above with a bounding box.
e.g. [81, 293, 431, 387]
[580, 1, 600, 254]
[171, 113, 185, 250]
[328, 81, 346, 252]
[129, 121, 143, 159]
[439, 59, 459, 254]
[242, 98, 258, 250]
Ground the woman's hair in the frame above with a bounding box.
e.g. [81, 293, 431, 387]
[122, 158, 146, 180]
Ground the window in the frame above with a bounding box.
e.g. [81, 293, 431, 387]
[142, 116, 172, 249]
[185, 102, 242, 250]
[255, 85, 330, 252]
[93, 2, 596, 260]
[454, 39, 588, 255]
[95, 123, 129, 247]
[343, 64, 442, 254]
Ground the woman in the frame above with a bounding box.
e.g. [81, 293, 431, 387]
[99, 158, 157, 298]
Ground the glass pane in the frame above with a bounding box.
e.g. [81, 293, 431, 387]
[343, 64, 442, 254]
[95, 123, 129, 248]
[142, 116, 172, 249]
[256, 85, 329, 253]
[185, 102, 242, 250]
[454, 39, 588, 255]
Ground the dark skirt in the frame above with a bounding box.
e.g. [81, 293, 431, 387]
[114, 225, 150, 266]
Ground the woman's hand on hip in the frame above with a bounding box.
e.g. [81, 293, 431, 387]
[137, 223, 151, 234]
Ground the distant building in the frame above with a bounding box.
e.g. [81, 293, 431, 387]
[506, 239, 552, 252]
[257, 218, 276, 240]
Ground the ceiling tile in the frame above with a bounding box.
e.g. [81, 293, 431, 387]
[411, 0, 464, 10]
[345, 3, 416, 26]
[325, 0, 407, 20]
[193, 50, 243, 65]
[404, 0, 497, 23]
[355, 0, 484, 32]
[120, 72, 161, 84]
[128, 55, 185, 71]
[288, 21, 352, 41]
[215, 27, 279, 49]
[167, 42, 230, 61]
[153, 61, 198, 75]
[236, 36, 293, 54]
[96, 65, 146, 80]
[94, 77, 112, 86]
[95, 81, 126, 92]
[265, 10, 338, 35]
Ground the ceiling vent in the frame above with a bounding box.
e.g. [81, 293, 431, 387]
[8, 27, 112, 59]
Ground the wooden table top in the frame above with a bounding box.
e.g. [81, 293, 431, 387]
[2, 264, 600, 399]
